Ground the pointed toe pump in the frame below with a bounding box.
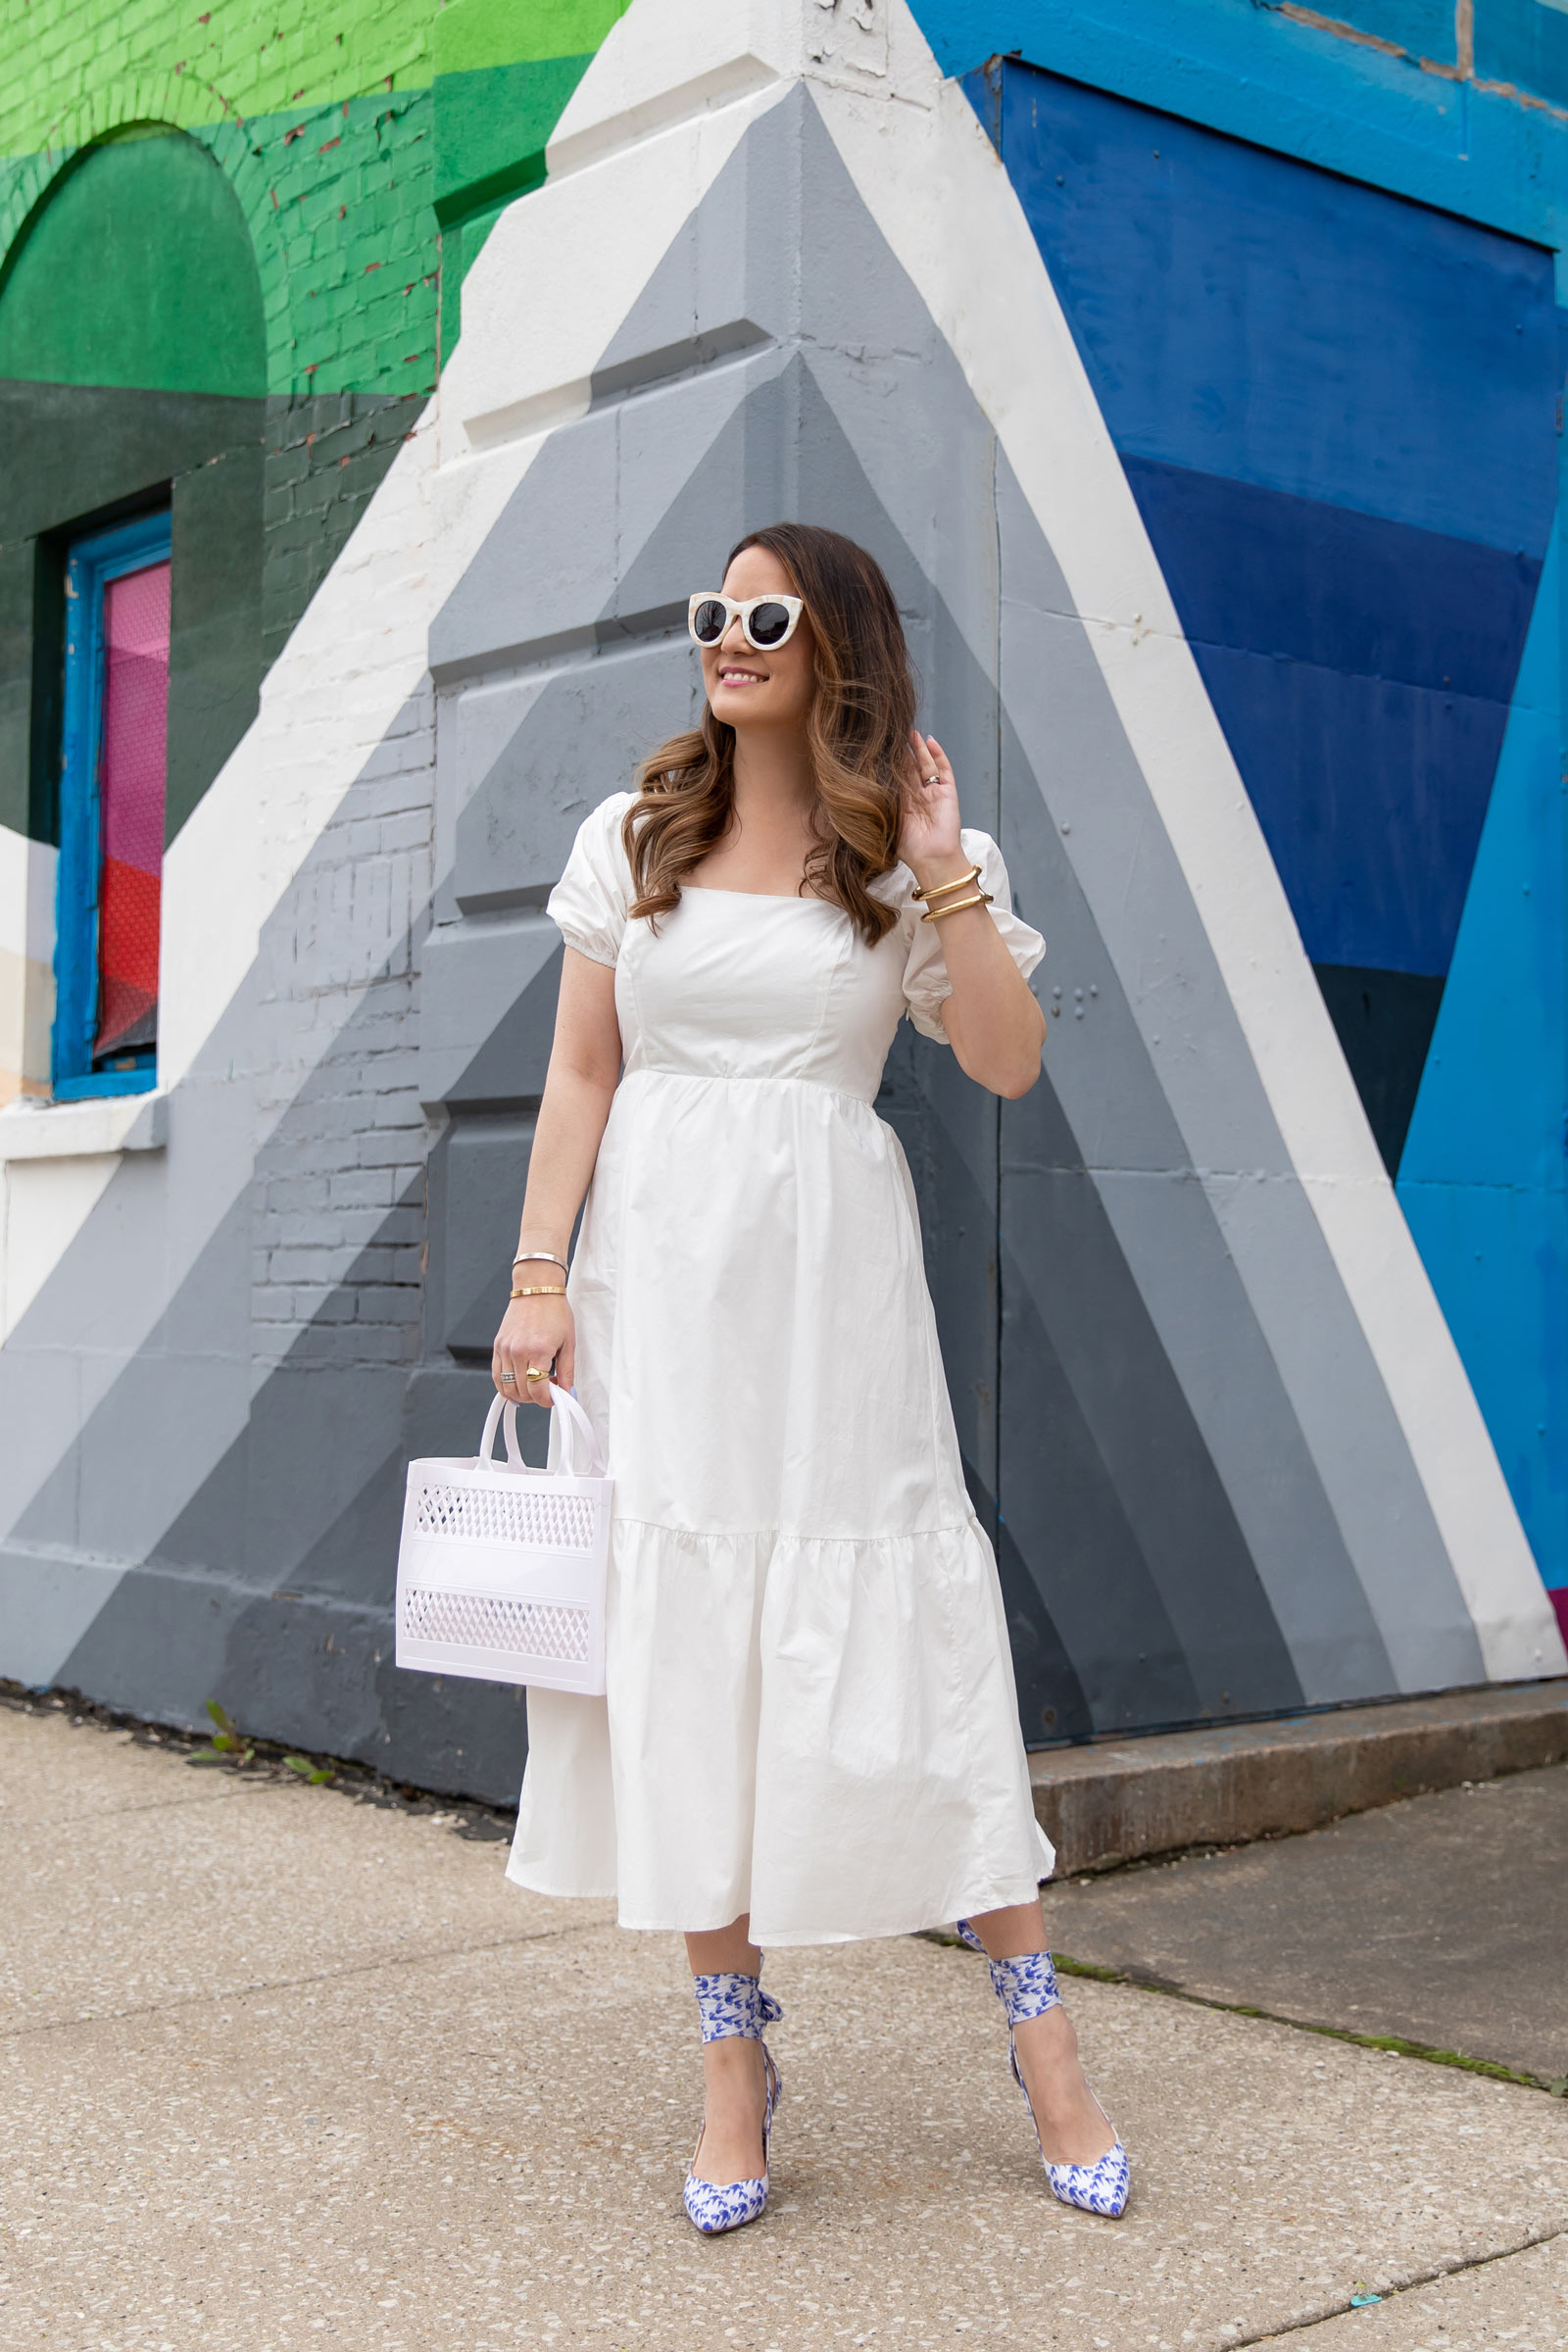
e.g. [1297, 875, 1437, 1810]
[965, 1933, 1131, 2219]
[683, 1971, 783, 2236]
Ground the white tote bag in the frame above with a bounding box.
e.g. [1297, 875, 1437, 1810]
[395, 1385, 611, 1695]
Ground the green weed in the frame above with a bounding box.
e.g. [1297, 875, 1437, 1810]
[187, 1697, 255, 1767]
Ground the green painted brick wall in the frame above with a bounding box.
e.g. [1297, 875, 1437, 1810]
[1, 0, 632, 397]
[433, 55, 592, 219]
[0, 0, 634, 863]
[431, 0, 628, 77]
[0, 131, 267, 396]
[1, 97, 438, 400]
[245, 88, 439, 395]
[0, 0, 438, 153]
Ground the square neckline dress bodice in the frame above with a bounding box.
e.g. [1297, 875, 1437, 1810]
[507, 792, 1054, 1943]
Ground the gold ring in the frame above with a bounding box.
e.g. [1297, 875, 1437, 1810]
[925, 771, 938, 784]
[524, 1366, 548, 1383]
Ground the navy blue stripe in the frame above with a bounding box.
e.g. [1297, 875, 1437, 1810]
[1123, 457, 1542, 704]
[1117, 459, 1539, 975]
[985, 58, 1558, 556]
[1187, 639, 1509, 974]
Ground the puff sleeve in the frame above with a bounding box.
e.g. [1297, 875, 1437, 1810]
[901, 829, 1045, 1043]
[547, 791, 635, 967]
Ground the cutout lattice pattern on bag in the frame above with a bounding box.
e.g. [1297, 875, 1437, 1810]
[396, 1390, 611, 1694]
[413, 1478, 599, 1552]
[400, 1585, 592, 1664]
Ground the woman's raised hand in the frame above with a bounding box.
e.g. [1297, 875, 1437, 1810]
[493, 1291, 576, 1408]
[900, 730, 965, 878]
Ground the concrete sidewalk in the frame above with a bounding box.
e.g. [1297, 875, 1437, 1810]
[1044, 1764, 1568, 2088]
[2, 1697, 1565, 2351]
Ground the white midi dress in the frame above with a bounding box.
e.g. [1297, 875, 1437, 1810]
[507, 792, 1055, 1945]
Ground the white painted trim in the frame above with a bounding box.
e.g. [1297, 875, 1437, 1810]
[543, 0, 896, 184]
[0, 822, 30, 964]
[0, 826, 58, 1102]
[447, 73, 793, 460]
[0, 1091, 166, 1160]
[547, 50, 786, 182]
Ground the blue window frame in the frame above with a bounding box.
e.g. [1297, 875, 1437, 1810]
[53, 510, 172, 1102]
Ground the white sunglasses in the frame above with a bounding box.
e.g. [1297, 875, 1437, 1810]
[688, 592, 805, 652]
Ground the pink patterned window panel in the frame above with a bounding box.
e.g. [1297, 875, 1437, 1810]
[94, 560, 170, 1061]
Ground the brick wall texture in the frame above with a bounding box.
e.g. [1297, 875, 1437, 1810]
[248, 681, 435, 1377]
[1, 11, 441, 397]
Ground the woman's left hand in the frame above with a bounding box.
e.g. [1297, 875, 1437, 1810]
[900, 730, 964, 876]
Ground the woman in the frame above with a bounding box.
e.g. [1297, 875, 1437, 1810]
[492, 524, 1129, 2231]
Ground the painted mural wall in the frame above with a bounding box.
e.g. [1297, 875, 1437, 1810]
[1, 0, 1564, 1800]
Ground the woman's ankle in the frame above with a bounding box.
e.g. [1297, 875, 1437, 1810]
[686, 1917, 762, 1980]
[1013, 2011, 1094, 2113]
[964, 1897, 1048, 1961]
[703, 2034, 766, 2098]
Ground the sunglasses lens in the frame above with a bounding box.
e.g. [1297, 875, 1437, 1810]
[748, 600, 792, 647]
[692, 598, 728, 644]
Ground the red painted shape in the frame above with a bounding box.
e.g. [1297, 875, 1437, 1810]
[96, 859, 162, 1057]
[94, 560, 169, 1060]
[1551, 1586, 1568, 1652]
[99, 858, 161, 989]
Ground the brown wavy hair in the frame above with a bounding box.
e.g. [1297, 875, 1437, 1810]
[622, 523, 916, 947]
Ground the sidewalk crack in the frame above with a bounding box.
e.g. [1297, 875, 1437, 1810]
[1238, 2221, 1568, 2344]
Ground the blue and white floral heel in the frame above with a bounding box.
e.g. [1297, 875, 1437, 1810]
[958, 1925, 1130, 2218]
[683, 1971, 783, 2236]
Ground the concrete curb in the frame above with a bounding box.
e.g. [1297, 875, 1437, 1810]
[1031, 1678, 1568, 1874]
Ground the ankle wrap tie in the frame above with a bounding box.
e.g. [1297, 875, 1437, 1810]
[988, 1948, 1062, 2024]
[693, 1971, 783, 2045]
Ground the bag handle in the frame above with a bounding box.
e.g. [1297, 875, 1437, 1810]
[477, 1394, 524, 1471]
[476, 1386, 606, 1480]
[546, 1382, 608, 1477]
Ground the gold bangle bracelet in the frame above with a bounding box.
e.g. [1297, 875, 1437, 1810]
[911, 863, 982, 904]
[510, 1285, 567, 1298]
[921, 890, 993, 923]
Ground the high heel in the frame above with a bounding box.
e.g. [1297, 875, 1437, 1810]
[983, 1945, 1130, 2218]
[683, 1971, 783, 2236]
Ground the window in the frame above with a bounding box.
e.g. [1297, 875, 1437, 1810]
[53, 511, 172, 1101]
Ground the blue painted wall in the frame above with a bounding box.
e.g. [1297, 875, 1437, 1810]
[969, 57, 1556, 1141]
[952, 38, 1568, 1614]
[915, 0, 1568, 262]
[1120, 461, 1539, 978]
[1399, 532, 1568, 1599]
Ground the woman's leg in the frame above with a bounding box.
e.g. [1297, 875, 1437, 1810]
[685, 1915, 770, 2185]
[967, 1899, 1116, 2166]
